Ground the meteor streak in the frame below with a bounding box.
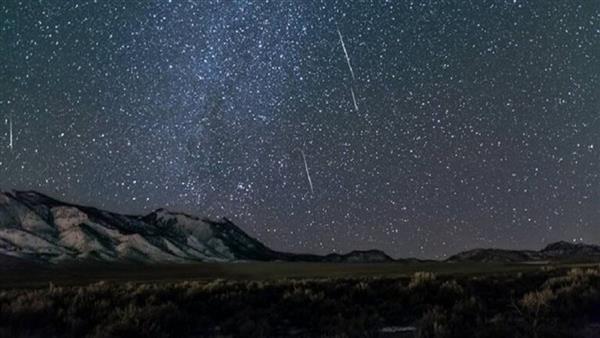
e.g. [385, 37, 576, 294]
[337, 27, 355, 81]
[295, 148, 314, 195]
[337, 27, 360, 112]
[350, 87, 359, 112]
[8, 117, 13, 150]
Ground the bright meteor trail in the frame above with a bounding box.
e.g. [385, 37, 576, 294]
[295, 148, 314, 195]
[337, 27, 355, 81]
[8, 117, 13, 151]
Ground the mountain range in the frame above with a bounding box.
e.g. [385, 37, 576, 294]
[0, 190, 393, 264]
[446, 240, 600, 263]
[1, 190, 599, 265]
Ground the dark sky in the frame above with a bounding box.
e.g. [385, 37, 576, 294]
[1, 0, 599, 258]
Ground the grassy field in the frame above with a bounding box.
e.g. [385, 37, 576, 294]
[2, 261, 600, 337]
[1, 260, 598, 288]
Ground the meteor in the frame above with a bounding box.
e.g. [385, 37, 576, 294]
[8, 117, 13, 150]
[350, 87, 359, 112]
[337, 27, 355, 81]
[295, 148, 314, 195]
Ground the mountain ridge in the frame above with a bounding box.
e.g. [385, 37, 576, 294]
[0, 190, 393, 264]
[446, 240, 600, 263]
[2, 190, 600, 265]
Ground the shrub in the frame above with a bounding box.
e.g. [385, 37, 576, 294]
[416, 307, 448, 338]
[409, 272, 437, 289]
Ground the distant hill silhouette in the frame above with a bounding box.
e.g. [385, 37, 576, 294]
[447, 241, 600, 263]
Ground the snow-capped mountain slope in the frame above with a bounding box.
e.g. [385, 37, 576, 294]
[0, 190, 393, 264]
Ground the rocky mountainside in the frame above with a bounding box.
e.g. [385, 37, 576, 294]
[0, 190, 393, 264]
[447, 241, 600, 263]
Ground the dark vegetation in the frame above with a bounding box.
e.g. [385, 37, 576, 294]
[1, 263, 600, 337]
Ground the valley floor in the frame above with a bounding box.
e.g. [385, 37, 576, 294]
[1, 261, 600, 337]
[1, 260, 598, 288]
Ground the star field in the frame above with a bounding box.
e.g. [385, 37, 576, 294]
[1, 0, 599, 258]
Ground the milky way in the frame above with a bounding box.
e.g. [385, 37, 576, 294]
[1, 1, 599, 258]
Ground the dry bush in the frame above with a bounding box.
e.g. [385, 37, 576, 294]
[409, 272, 437, 289]
[416, 307, 448, 338]
[514, 288, 556, 338]
[520, 288, 554, 314]
[440, 280, 464, 296]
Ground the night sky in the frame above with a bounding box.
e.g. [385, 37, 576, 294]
[1, 1, 599, 258]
